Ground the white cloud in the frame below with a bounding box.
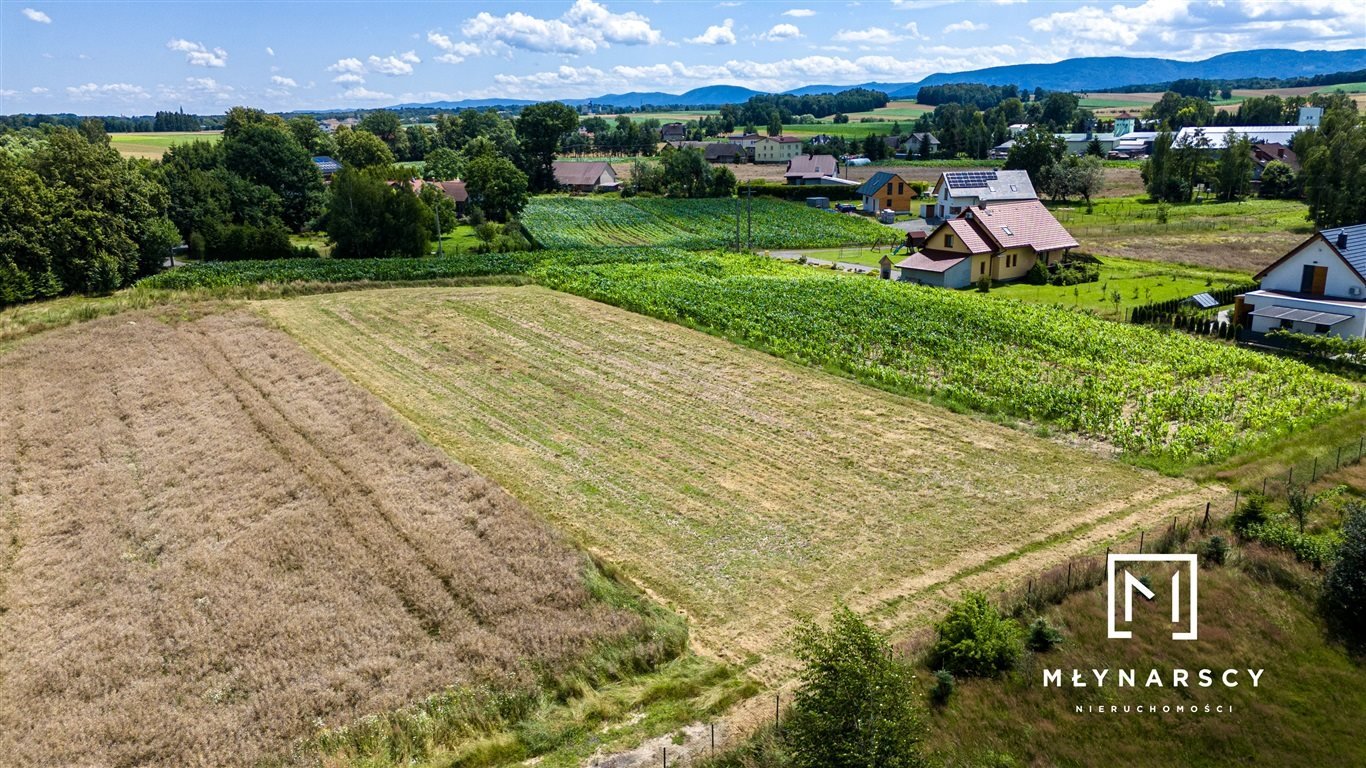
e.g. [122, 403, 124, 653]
[65, 82, 150, 101]
[167, 38, 228, 67]
[832, 27, 901, 46]
[782, 8, 816, 17]
[904, 22, 925, 39]
[22, 7, 51, 23]
[944, 20, 988, 33]
[271, 75, 297, 87]
[327, 57, 365, 74]
[460, 0, 662, 56]
[343, 87, 394, 101]
[266, 46, 275, 56]
[688, 19, 737, 45]
[428, 31, 480, 63]
[31, 86, 48, 93]
[762, 23, 804, 41]
[332, 73, 365, 84]
[1028, 0, 1362, 58]
[368, 53, 416, 75]
[399, 50, 421, 64]
[0, 89, 18, 97]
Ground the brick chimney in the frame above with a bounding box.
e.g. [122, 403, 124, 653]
[1337, 231, 1349, 249]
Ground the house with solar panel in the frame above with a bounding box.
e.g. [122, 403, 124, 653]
[311, 156, 342, 181]
[895, 198, 1077, 288]
[926, 170, 1036, 221]
[1237, 224, 1366, 339]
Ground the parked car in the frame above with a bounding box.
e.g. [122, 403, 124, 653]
[835, 203, 857, 213]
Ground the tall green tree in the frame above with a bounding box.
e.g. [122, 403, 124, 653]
[322, 169, 431, 258]
[515, 101, 580, 193]
[1005, 126, 1065, 187]
[221, 116, 324, 231]
[786, 606, 925, 768]
[1215, 133, 1254, 202]
[463, 153, 529, 222]
[335, 127, 395, 170]
[1301, 109, 1366, 229]
[1258, 160, 1297, 199]
[1323, 504, 1366, 648]
[767, 110, 783, 137]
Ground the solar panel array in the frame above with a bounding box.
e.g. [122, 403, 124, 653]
[945, 170, 998, 189]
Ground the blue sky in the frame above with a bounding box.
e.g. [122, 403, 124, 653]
[2, 0, 1363, 114]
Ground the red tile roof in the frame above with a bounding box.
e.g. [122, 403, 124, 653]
[895, 252, 965, 272]
[966, 199, 1078, 253]
[945, 218, 993, 254]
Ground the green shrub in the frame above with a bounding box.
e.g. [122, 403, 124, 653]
[929, 592, 1023, 677]
[977, 277, 992, 293]
[787, 606, 926, 768]
[930, 669, 955, 706]
[1232, 494, 1269, 538]
[1025, 617, 1064, 652]
[1322, 503, 1366, 647]
[1202, 535, 1230, 566]
[1025, 260, 1049, 285]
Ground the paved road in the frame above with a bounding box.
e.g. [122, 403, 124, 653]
[768, 251, 882, 275]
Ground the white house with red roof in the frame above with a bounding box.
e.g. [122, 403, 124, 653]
[753, 135, 804, 163]
[896, 198, 1078, 288]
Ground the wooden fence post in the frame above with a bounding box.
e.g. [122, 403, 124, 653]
[1139, 530, 1145, 553]
[1233, 491, 1240, 515]
[1067, 560, 1073, 591]
[1262, 477, 1267, 496]
[1312, 457, 1318, 482]
[1202, 502, 1210, 531]
[1337, 447, 1343, 471]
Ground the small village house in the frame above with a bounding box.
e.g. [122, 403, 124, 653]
[857, 171, 918, 214]
[902, 132, 939, 157]
[660, 122, 688, 144]
[784, 154, 838, 185]
[927, 169, 1036, 221]
[896, 199, 1077, 288]
[753, 135, 803, 163]
[1238, 224, 1366, 339]
[704, 143, 745, 163]
[311, 156, 342, 181]
[552, 161, 620, 193]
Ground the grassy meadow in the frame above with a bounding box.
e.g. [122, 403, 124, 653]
[985, 256, 1252, 320]
[263, 285, 1209, 677]
[1049, 195, 1314, 272]
[108, 130, 222, 159]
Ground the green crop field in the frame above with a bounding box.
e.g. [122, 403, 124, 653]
[532, 251, 1357, 465]
[521, 196, 904, 249]
[109, 130, 222, 159]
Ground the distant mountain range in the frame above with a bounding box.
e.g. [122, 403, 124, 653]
[392, 48, 1366, 111]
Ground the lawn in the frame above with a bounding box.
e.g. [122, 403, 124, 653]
[1047, 195, 1315, 272]
[108, 130, 221, 159]
[985, 256, 1253, 321]
[265, 285, 1208, 679]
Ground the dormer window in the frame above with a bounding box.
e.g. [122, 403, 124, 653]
[945, 234, 955, 247]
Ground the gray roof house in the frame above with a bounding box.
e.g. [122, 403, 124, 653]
[1239, 223, 1366, 339]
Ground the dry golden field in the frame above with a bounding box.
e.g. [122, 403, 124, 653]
[0, 310, 647, 766]
[265, 286, 1213, 680]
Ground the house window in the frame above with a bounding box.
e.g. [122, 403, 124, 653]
[1279, 319, 1294, 329]
[886, 182, 893, 194]
[945, 234, 954, 248]
[1300, 264, 1327, 295]
[980, 260, 986, 275]
[897, 182, 904, 195]
[1315, 323, 1330, 333]
[886, 198, 892, 209]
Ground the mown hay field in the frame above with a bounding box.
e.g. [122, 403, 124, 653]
[108, 130, 222, 159]
[0, 311, 656, 766]
[265, 286, 1213, 679]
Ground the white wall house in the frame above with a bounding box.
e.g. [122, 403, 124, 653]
[1240, 224, 1366, 339]
[926, 169, 1036, 221]
[753, 136, 803, 163]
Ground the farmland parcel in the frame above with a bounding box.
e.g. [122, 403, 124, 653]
[0, 311, 671, 766]
[265, 286, 1211, 674]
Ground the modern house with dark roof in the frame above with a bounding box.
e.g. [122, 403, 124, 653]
[552, 161, 619, 193]
[784, 154, 837, 185]
[927, 169, 1036, 221]
[896, 199, 1077, 288]
[1238, 224, 1366, 339]
[857, 171, 918, 213]
[661, 122, 688, 145]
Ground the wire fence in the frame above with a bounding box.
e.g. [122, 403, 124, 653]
[1252, 434, 1366, 499]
